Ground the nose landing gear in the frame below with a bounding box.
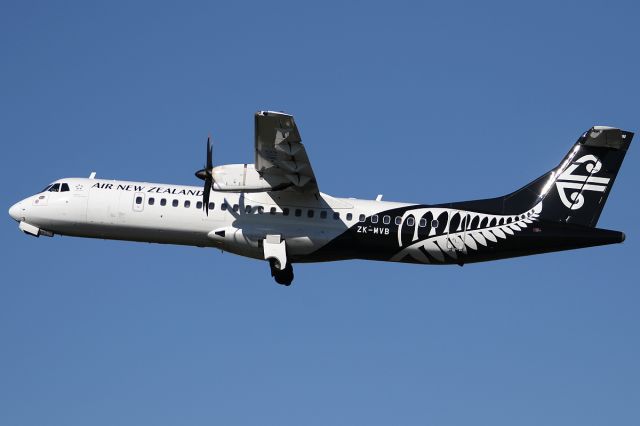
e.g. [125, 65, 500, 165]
[269, 259, 294, 286]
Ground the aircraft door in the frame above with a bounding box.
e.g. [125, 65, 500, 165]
[133, 192, 145, 212]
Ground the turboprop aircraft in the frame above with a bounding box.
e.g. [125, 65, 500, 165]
[8, 111, 633, 285]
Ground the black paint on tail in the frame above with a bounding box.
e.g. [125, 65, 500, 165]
[537, 127, 633, 227]
[448, 126, 633, 227]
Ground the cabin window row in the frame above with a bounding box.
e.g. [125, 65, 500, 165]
[135, 197, 438, 227]
[370, 214, 438, 228]
[137, 196, 356, 219]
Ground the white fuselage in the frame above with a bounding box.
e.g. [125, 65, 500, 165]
[9, 177, 411, 263]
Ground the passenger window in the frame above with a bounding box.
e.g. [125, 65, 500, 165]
[233, 204, 239, 212]
[221, 203, 227, 211]
[49, 183, 60, 192]
[407, 217, 415, 226]
[383, 215, 390, 225]
[270, 207, 277, 215]
[184, 200, 191, 208]
[135, 196, 143, 205]
[431, 219, 439, 228]
[172, 199, 179, 207]
[371, 215, 378, 224]
[148, 197, 155, 206]
[60, 183, 70, 192]
[395, 216, 402, 225]
[209, 202, 214, 211]
[333, 212, 340, 220]
[257, 206, 264, 214]
[358, 214, 365, 222]
[320, 211, 327, 219]
[283, 208, 290, 216]
[196, 201, 202, 209]
[307, 209, 314, 218]
[295, 209, 302, 217]
[245, 205, 252, 213]
[346, 213, 353, 221]
[419, 218, 427, 227]
[160, 199, 167, 206]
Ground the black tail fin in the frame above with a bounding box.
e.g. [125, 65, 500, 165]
[537, 126, 633, 227]
[450, 126, 633, 227]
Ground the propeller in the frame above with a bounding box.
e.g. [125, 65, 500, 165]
[195, 135, 214, 215]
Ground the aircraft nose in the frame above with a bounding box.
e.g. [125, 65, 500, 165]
[9, 202, 22, 221]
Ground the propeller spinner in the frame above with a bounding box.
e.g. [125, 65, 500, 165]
[195, 135, 214, 215]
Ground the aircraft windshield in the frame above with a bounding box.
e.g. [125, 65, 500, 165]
[40, 183, 70, 193]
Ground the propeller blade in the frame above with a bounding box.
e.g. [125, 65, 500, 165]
[196, 134, 214, 215]
[206, 135, 213, 170]
[203, 178, 211, 216]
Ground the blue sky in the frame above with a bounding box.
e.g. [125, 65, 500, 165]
[1, 1, 639, 425]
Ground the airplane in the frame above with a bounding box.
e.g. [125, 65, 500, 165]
[8, 111, 633, 285]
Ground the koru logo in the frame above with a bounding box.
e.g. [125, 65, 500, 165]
[555, 154, 610, 210]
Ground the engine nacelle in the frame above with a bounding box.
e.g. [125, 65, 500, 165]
[211, 164, 290, 192]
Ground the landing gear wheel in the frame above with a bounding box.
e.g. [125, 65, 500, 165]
[269, 259, 294, 286]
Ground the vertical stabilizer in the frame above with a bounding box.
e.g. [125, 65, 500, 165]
[538, 126, 633, 227]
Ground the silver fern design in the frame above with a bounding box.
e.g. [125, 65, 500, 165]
[390, 203, 543, 263]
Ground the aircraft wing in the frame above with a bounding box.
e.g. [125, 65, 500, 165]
[255, 111, 319, 194]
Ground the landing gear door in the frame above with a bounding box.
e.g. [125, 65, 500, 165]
[263, 234, 287, 270]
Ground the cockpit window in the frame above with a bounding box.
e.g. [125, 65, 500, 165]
[60, 183, 70, 192]
[48, 183, 60, 192]
[41, 184, 53, 193]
